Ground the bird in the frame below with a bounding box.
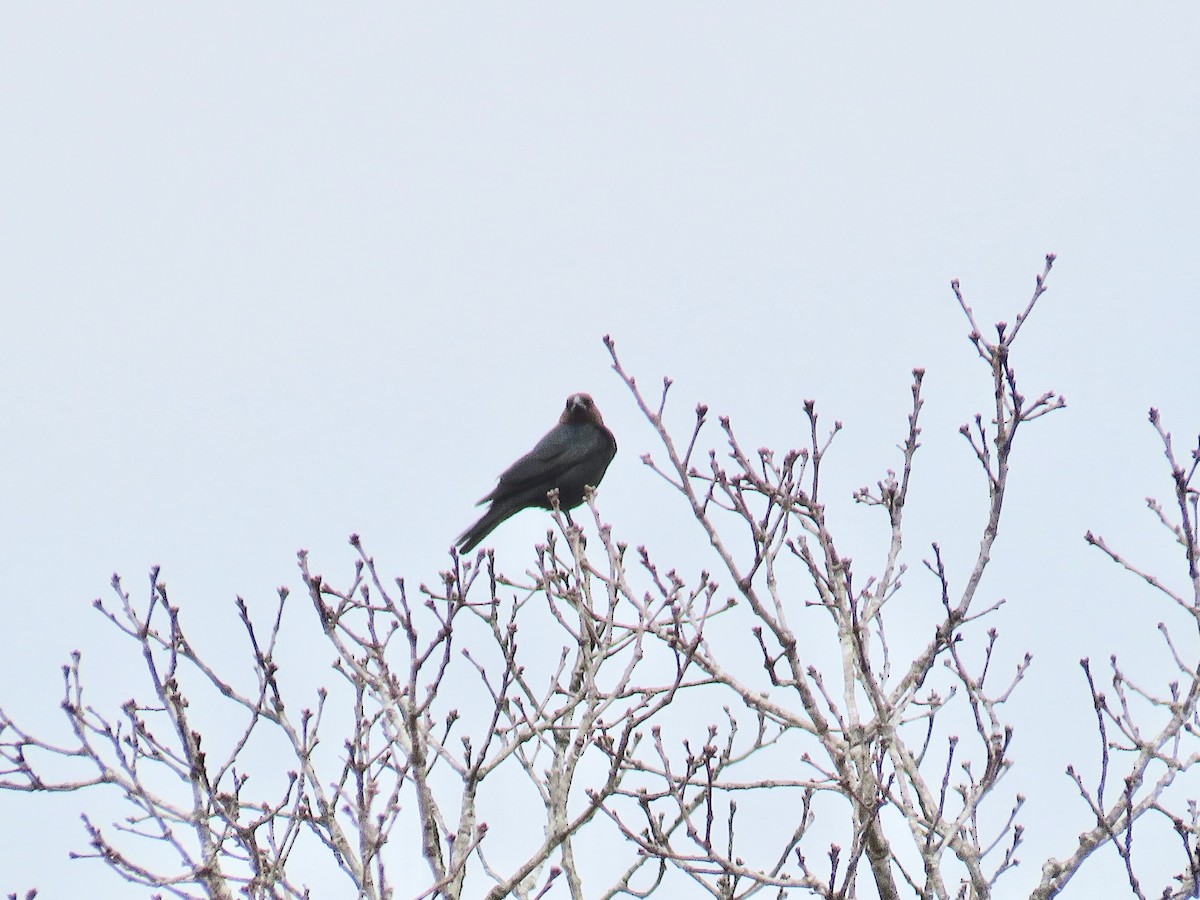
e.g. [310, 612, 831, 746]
[456, 392, 617, 555]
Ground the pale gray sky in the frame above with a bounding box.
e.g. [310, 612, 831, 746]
[3, 5, 1199, 897]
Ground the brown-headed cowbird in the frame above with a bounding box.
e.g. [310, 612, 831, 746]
[456, 392, 617, 554]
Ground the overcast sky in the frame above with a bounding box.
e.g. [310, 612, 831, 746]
[3, 5, 1199, 897]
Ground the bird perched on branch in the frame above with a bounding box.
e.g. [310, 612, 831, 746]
[456, 393, 617, 554]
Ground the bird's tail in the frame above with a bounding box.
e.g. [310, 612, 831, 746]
[456, 504, 511, 555]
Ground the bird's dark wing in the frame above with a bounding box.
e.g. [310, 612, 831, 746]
[480, 423, 606, 503]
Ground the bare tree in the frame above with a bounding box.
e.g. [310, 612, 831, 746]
[4, 255, 1200, 898]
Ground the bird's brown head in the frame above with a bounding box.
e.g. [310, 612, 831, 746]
[560, 392, 605, 427]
